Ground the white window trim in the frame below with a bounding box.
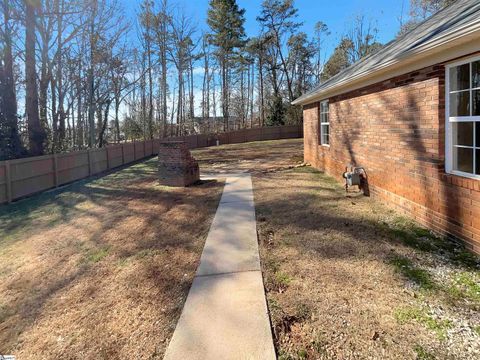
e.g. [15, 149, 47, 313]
[445, 54, 480, 180]
[319, 100, 330, 147]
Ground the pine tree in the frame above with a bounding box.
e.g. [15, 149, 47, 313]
[321, 39, 352, 82]
[266, 96, 285, 126]
[207, 0, 246, 131]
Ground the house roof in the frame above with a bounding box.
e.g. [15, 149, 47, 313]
[292, 0, 480, 106]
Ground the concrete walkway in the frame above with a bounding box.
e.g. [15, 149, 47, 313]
[164, 174, 276, 360]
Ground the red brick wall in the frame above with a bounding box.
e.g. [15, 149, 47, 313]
[304, 64, 480, 253]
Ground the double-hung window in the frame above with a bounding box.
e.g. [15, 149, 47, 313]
[446, 56, 480, 178]
[320, 100, 330, 146]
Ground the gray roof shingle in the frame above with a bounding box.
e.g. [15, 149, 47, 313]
[292, 0, 480, 105]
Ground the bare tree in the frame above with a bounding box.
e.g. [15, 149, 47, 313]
[201, 33, 211, 121]
[314, 21, 329, 83]
[86, 0, 97, 147]
[168, 8, 196, 135]
[25, 0, 47, 155]
[0, 0, 23, 159]
[257, 0, 302, 102]
[154, 0, 170, 138]
[247, 37, 267, 127]
[345, 15, 382, 64]
[139, 0, 155, 139]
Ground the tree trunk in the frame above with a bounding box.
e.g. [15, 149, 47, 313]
[147, 31, 154, 139]
[39, 35, 50, 137]
[76, 56, 84, 148]
[115, 97, 120, 142]
[71, 100, 76, 149]
[189, 56, 194, 120]
[275, 33, 294, 102]
[141, 52, 147, 139]
[212, 67, 217, 130]
[98, 99, 111, 147]
[170, 83, 176, 136]
[206, 58, 210, 122]
[57, 0, 66, 148]
[250, 61, 254, 128]
[51, 77, 58, 152]
[202, 37, 208, 123]
[221, 57, 228, 131]
[259, 57, 265, 127]
[25, 0, 46, 156]
[240, 67, 245, 129]
[176, 68, 183, 136]
[202, 63, 206, 121]
[87, 0, 97, 148]
[160, 2, 168, 138]
[0, 0, 22, 159]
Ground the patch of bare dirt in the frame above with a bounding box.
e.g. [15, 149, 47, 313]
[192, 138, 304, 174]
[0, 158, 224, 359]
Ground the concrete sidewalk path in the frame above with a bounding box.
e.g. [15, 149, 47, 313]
[164, 174, 276, 360]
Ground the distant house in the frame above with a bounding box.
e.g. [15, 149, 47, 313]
[293, 0, 480, 253]
[192, 115, 262, 134]
[192, 116, 241, 134]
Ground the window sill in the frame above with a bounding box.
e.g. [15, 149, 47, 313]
[450, 170, 480, 181]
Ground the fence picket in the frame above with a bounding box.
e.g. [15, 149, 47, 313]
[87, 149, 92, 176]
[5, 161, 12, 203]
[53, 154, 59, 187]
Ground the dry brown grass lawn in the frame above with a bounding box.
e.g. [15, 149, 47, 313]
[254, 166, 480, 360]
[0, 158, 224, 359]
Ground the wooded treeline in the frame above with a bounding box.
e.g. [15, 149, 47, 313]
[0, 0, 454, 160]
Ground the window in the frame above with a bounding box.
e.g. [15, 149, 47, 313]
[320, 100, 330, 145]
[446, 56, 480, 178]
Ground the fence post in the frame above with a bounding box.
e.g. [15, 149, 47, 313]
[87, 149, 92, 176]
[5, 160, 12, 203]
[121, 143, 125, 165]
[106, 147, 110, 170]
[53, 154, 59, 187]
[143, 140, 146, 158]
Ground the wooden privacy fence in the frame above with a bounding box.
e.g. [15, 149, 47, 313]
[0, 124, 302, 204]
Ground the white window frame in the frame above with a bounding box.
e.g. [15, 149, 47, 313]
[445, 55, 480, 180]
[319, 100, 330, 146]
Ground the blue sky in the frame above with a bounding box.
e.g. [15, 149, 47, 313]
[123, 0, 411, 58]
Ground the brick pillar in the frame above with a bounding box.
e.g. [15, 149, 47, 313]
[158, 141, 200, 187]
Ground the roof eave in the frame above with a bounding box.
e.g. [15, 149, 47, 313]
[292, 23, 480, 106]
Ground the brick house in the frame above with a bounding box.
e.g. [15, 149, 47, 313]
[292, 0, 480, 253]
